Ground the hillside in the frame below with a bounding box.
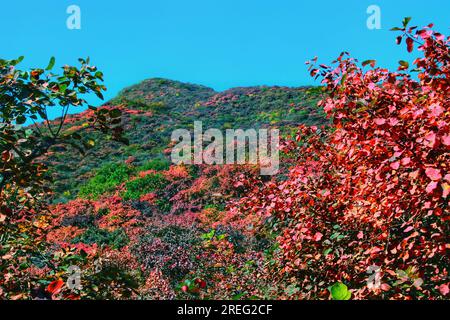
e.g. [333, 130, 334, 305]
[3, 16, 448, 302]
[43, 78, 326, 202]
[4, 78, 330, 299]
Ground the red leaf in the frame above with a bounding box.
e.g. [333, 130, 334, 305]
[425, 168, 442, 181]
[406, 37, 414, 53]
[313, 232, 323, 241]
[374, 118, 386, 125]
[390, 161, 400, 170]
[46, 279, 64, 295]
[439, 284, 449, 296]
[426, 181, 438, 194]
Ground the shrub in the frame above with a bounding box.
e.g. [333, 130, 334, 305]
[84, 264, 141, 299]
[125, 200, 154, 217]
[122, 173, 168, 200]
[61, 214, 95, 228]
[138, 158, 171, 172]
[134, 225, 201, 282]
[78, 163, 134, 200]
[72, 227, 129, 249]
[230, 20, 450, 299]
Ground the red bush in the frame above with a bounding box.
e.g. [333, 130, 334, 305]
[231, 21, 449, 299]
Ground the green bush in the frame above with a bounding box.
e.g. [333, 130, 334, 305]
[138, 158, 170, 172]
[72, 227, 129, 249]
[155, 198, 171, 213]
[122, 173, 168, 200]
[122, 144, 142, 155]
[146, 101, 167, 112]
[78, 163, 134, 200]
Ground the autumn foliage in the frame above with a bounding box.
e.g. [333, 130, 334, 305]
[1, 19, 449, 300]
[231, 20, 449, 299]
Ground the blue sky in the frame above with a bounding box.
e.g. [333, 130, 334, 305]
[1, 0, 449, 119]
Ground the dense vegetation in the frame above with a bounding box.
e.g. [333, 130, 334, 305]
[0, 19, 448, 300]
[42, 78, 324, 203]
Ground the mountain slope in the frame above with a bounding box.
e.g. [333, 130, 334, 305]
[42, 78, 326, 202]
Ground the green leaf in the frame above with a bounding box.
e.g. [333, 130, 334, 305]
[232, 292, 246, 300]
[95, 71, 104, 80]
[362, 60, 376, 68]
[330, 232, 341, 240]
[16, 115, 26, 125]
[59, 83, 68, 93]
[399, 60, 409, 68]
[46, 56, 56, 71]
[71, 132, 82, 140]
[109, 108, 122, 119]
[12, 56, 25, 65]
[329, 282, 351, 300]
[402, 17, 412, 27]
[95, 91, 104, 100]
[184, 279, 192, 287]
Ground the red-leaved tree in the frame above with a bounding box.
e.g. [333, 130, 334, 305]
[229, 19, 449, 299]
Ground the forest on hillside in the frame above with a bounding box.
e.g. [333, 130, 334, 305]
[0, 19, 449, 300]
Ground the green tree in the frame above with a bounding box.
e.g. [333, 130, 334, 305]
[0, 56, 126, 216]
